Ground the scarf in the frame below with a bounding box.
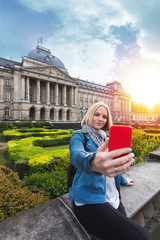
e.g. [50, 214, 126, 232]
[79, 124, 108, 147]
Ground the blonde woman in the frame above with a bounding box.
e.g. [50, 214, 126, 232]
[69, 102, 151, 240]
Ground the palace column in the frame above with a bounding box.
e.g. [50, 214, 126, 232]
[62, 85, 67, 106]
[117, 99, 120, 112]
[124, 100, 126, 112]
[62, 109, 67, 121]
[55, 83, 59, 105]
[122, 100, 124, 112]
[88, 94, 90, 108]
[125, 100, 127, 112]
[120, 99, 122, 112]
[35, 108, 40, 121]
[127, 101, 129, 112]
[0, 78, 4, 102]
[54, 109, 59, 121]
[26, 77, 30, 102]
[21, 76, 25, 100]
[123, 100, 126, 112]
[129, 100, 131, 112]
[73, 87, 76, 105]
[75, 87, 78, 106]
[70, 87, 74, 106]
[113, 95, 118, 111]
[83, 93, 85, 109]
[36, 79, 40, 104]
[46, 81, 50, 104]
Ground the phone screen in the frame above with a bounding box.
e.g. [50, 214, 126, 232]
[108, 125, 132, 152]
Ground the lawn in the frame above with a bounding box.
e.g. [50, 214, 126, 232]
[44, 144, 69, 151]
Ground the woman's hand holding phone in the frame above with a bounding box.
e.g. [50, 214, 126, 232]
[108, 125, 132, 154]
[90, 129, 134, 177]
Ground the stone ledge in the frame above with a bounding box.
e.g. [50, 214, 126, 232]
[121, 160, 160, 240]
[0, 196, 91, 240]
[149, 147, 160, 160]
[121, 160, 160, 218]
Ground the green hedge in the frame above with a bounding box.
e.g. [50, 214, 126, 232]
[0, 165, 50, 222]
[3, 128, 73, 141]
[131, 129, 160, 163]
[143, 129, 160, 134]
[24, 148, 70, 197]
[24, 171, 68, 198]
[0, 121, 9, 133]
[33, 134, 72, 147]
[7, 134, 71, 178]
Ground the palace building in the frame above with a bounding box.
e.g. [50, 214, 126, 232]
[0, 45, 142, 124]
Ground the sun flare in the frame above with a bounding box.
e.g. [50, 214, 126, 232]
[124, 62, 160, 109]
[131, 71, 160, 108]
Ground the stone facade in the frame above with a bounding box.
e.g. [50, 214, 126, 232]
[0, 45, 144, 124]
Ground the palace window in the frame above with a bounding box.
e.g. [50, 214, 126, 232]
[85, 99, 88, 109]
[5, 79, 10, 86]
[4, 91, 10, 101]
[4, 107, 10, 117]
[90, 100, 93, 107]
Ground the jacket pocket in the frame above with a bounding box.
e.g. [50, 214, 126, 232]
[85, 144, 94, 152]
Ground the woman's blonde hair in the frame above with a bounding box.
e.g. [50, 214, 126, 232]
[81, 101, 112, 131]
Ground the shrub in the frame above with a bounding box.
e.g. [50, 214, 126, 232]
[24, 171, 68, 198]
[8, 122, 13, 129]
[28, 149, 70, 174]
[3, 128, 72, 140]
[0, 165, 50, 222]
[23, 148, 70, 198]
[14, 122, 22, 129]
[33, 134, 72, 147]
[7, 138, 45, 177]
[43, 122, 51, 129]
[131, 129, 160, 163]
[26, 122, 34, 128]
[19, 127, 29, 133]
[0, 121, 9, 132]
[24, 149, 70, 197]
[7, 136, 70, 177]
[34, 122, 41, 128]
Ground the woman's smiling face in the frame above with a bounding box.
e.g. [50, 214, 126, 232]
[92, 106, 108, 130]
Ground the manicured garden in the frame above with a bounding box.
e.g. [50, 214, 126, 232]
[0, 126, 73, 222]
[0, 124, 160, 222]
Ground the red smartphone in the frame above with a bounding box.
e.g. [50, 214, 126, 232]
[108, 125, 132, 152]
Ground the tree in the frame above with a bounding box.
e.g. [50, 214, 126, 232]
[153, 103, 160, 114]
[131, 102, 148, 113]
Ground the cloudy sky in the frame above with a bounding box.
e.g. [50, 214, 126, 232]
[1, 0, 160, 108]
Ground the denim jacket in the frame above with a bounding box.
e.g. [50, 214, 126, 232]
[69, 131, 128, 204]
